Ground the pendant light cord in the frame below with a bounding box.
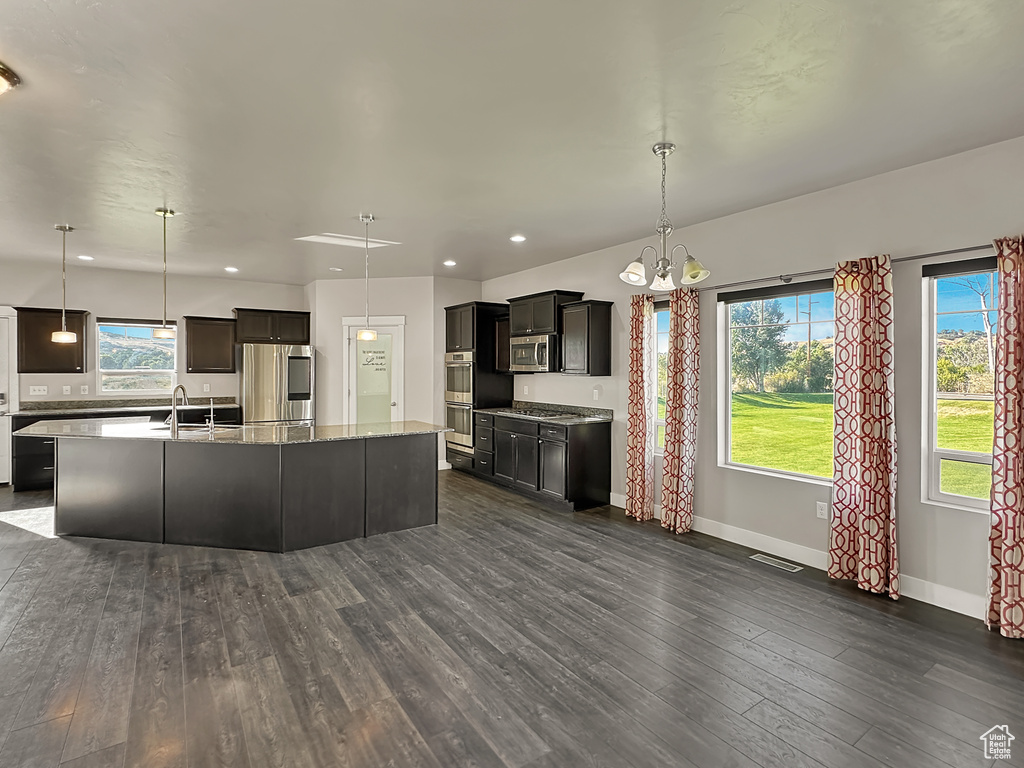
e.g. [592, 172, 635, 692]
[61, 228, 68, 332]
[162, 212, 168, 329]
[658, 150, 670, 233]
[364, 218, 370, 328]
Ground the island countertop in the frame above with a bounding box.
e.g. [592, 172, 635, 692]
[14, 417, 450, 445]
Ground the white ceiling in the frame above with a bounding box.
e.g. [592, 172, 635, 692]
[2, 0, 1024, 286]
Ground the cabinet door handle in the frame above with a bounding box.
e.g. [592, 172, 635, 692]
[43, 440, 55, 444]
[43, 466, 55, 471]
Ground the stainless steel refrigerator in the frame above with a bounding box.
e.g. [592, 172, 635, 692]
[241, 344, 315, 424]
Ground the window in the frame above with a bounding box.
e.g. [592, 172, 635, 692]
[722, 283, 835, 480]
[97, 321, 177, 393]
[925, 263, 997, 510]
[653, 306, 668, 449]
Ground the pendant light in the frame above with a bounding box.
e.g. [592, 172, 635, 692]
[153, 207, 176, 339]
[356, 213, 377, 342]
[51, 225, 77, 344]
[618, 142, 710, 291]
[0, 61, 22, 96]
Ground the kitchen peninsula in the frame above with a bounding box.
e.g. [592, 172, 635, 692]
[14, 417, 449, 551]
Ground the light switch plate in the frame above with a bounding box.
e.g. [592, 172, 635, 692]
[29, 385, 48, 396]
[523, 385, 528, 395]
[62, 385, 72, 395]
[80, 385, 89, 395]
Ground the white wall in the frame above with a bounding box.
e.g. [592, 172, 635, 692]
[310, 276, 439, 429]
[482, 134, 1024, 618]
[0, 260, 306, 404]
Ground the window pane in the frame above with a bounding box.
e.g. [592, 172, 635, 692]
[657, 424, 665, 449]
[936, 397, 994, 453]
[730, 301, 762, 327]
[99, 326, 175, 371]
[936, 273, 997, 313]
[728, 289, 835, 479]
[100, 372, 174, 392]
[939, 459, 992, 500]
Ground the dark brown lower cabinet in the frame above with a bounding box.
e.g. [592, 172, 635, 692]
[468, 413, 610, 510]
[539, 438, 566, 499]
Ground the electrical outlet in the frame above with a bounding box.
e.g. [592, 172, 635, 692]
[203, 383, 211, 393]
[80, 385, 89, 395]
[62, 385, 72, 395]
[29, 385, 48, 396]
[816, 501, 828, 520]
[523, 385, 528, 395]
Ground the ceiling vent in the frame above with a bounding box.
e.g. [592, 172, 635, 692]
[295, 233, 401, 248]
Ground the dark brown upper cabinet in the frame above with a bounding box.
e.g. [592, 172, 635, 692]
[16, 307, 88, 374]
[184, 316, 237, 374]
[507, 291, 584, 336]
[233, 309, 310, 344]
[494, 315, 510, 374]
[561, 300, 612, 376]
[445, 305, 475, 351]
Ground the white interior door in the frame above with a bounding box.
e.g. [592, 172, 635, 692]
[345, 320, 404, 424]
[0, 316, 10, 484]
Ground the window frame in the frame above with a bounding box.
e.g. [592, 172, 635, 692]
[922, 270, 995, 513]
[717, 283, 836, 485]
[96, 319, 178, 396]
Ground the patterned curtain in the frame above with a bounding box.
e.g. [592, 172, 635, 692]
[660, 288, 701, 534]
[987, 236, 1024, 638]
[828, 254, 900, 600]
[626, 294, 655, 521]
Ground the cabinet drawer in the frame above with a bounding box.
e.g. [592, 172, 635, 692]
[475, 451, 494, 476]
[475, 427, 493, 450]
[447, 449, 474, 471]
[493, 416, 538, 436]
[14, 435, 56, 457]
[539, 424, 567, 441]
[14, 454, 55, 491]
[474, 412, 493, 427]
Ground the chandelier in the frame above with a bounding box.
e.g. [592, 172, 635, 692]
[619, 142, 709, 291]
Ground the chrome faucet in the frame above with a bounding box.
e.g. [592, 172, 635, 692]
[170, 384, 189, 438]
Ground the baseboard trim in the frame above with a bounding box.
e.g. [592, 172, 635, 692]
[438, 461, 452, 470]
[688, 515, 829, 571]
[899, 575, 986, 620]
[610, 492, 626, 509]
[608, 500, 987, 620]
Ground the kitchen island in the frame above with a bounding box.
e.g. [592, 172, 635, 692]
[14, 417, 449, 552]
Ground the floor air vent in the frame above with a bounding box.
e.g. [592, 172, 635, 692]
[749, 553, 803, 572]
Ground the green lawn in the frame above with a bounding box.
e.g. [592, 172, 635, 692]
[720, 393, 993, 499]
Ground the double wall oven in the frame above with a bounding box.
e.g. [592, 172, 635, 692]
[445, 352, 474, 450]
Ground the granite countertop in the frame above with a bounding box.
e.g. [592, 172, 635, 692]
[475, 401, 613, 425]
[13, 403, 240, 417]
[14, 417, 450, 445]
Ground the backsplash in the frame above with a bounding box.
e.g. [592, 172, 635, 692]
[19, 396, 238, 412]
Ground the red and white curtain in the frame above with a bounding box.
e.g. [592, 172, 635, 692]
[987, 236, 1024, 638]
[660, 288, 701, 534]
[626, 294, 655, 521]
[828, 254, 900, 599]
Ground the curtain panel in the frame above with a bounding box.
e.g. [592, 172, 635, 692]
[626, 294, 655, 521]
[828, 254, 900, 599]
[660, 288, 700, 534]
[988, 236, 1024, 638]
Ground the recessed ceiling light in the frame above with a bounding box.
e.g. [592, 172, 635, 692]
[443, 260, 457, 267]
[295, 233, 401, 248]
[0, 61, 22, 96]
[224, 266, 239, 273]
[510, 234, 526, 243]
[77, 255, 94, 261]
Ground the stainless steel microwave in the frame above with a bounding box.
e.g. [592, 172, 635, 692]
[510, 334, 558, 373]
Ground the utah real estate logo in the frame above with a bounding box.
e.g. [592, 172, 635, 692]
[980, 725, 1014, 760]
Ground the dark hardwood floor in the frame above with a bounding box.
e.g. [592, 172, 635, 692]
[0, 470, 1021, 768]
